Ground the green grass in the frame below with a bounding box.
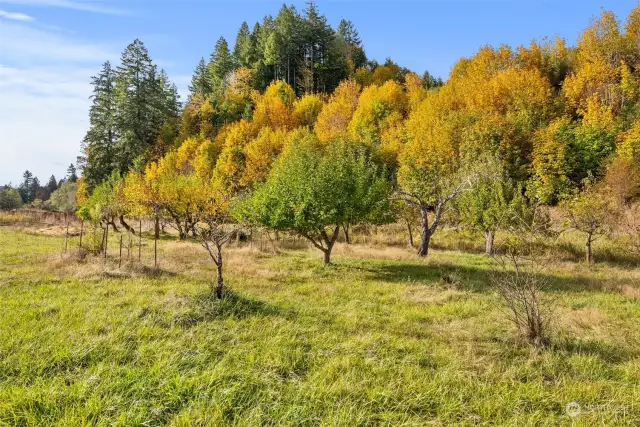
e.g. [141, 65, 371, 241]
[0, 226, 639, 426]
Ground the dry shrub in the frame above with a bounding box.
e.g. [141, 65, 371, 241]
[491, 220, 556, 348]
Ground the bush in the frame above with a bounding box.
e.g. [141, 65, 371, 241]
[0, 188, 22, 210]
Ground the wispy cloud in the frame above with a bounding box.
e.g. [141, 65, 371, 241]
[0, 0, 129, 15]
[1, 21, 116, 64]
[0, 65, 94, 185]
[0, 8, 34, 20]
[0, 16, 118, 183]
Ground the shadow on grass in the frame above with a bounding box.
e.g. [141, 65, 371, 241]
[173, 288, 294, 328]
[337, 258, 629, 294]
[552, 337, 639, 364]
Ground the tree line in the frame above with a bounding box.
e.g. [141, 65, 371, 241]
[0, 164, 78, 211]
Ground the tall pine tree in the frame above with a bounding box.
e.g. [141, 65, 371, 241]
[115, 39, 170, 172]
[207, 37, 235, 100]
[80, 61, 117, 188]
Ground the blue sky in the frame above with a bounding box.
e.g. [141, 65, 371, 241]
[0, 0, 637, 185]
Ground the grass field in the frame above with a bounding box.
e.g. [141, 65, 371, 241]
[0, 223, 639, 426]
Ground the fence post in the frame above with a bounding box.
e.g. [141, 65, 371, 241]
[138, 219, 142, 261]
[119, 234, 123, 268]
[79, 220, 84, 249]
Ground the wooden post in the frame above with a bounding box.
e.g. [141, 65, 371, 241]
[138, 219, 142, 261]
[79, 220, 84, 249]
[64, 213, 70, 252]
[154, 218, 158, 268]
[104, 222, 109, 261]
[119, 234, 123, 268]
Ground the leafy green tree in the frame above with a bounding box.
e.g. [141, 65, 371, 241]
[50, 181, 77, 213]
[455, 158, 530, 255]
[563, 183, 621, 264]
[0, 188, 22, 210]
[242, 138, 392, 264]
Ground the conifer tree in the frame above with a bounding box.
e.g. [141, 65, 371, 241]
[189, 58, 211, 98]
[80, 61, 117, 188]
[207, 37, 235, 99]
[233, 22, 252, 68]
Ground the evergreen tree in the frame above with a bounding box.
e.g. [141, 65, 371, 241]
[189, 58, 211, 98]
[30, 177, 41, 201]
[337, 19, 366, 71]
[19, 170, 33, 203]
[207, 37, 235, 99]
[233, 22, 252, 68]
[67, 164, 78, 182]
[80, 61, 118, 188]
[299, 1, 347, 93]
[43, 175, 58, 200]
[115, 39, 170, 173]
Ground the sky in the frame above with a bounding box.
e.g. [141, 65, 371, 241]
[0, 0, 637, 186]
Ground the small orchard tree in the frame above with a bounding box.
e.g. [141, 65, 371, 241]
[242, 138, 393, 265]
[192, 181, 236, 298]
[80, 171, 126, 255]
[50, 181, 77, 250]
[455, 158, 530, 255]
[563, 184, 620, 264]
[0, 188, 22, 210]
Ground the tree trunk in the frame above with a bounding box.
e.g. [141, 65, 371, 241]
[343, 225, 350, 244]
[485, 230, 495, 256]
[119, 215, 135, 235]
[417, 208, 431, 257]
[323, 249, 331, 265]
[406, 220, 414, 247]
[417, 227, 431, 257]
[586, 233, 593, 264]
[215, 244, 224, 299]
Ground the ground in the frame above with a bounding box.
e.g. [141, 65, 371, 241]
[0, 222, 639, 426]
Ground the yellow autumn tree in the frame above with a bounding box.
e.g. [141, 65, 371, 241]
[252, 80, 296, 131]
[348, 80, 408, 149]
[293, 94, 324, 128]
[315, 79, 360, 143]
[212, 119, 257, 193]
[241, 127, 288, 188]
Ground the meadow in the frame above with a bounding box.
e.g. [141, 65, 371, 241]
[1, 217, 639, 426]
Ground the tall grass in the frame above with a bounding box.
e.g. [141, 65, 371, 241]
[0, 226, 639, 425]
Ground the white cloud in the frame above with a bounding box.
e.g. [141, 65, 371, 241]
[0, 0, 128, 15]
[0, 65, 93, 184]
[0, 17, 116, 184]
[0, 9, 34, 21]
[1, 21, 115, 64]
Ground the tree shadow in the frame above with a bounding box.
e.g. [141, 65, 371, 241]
[340, 261, 492, 292]
[338, 258, 632, 295]
[552, 337, 639, 364]
[173, 288, 294, 328]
